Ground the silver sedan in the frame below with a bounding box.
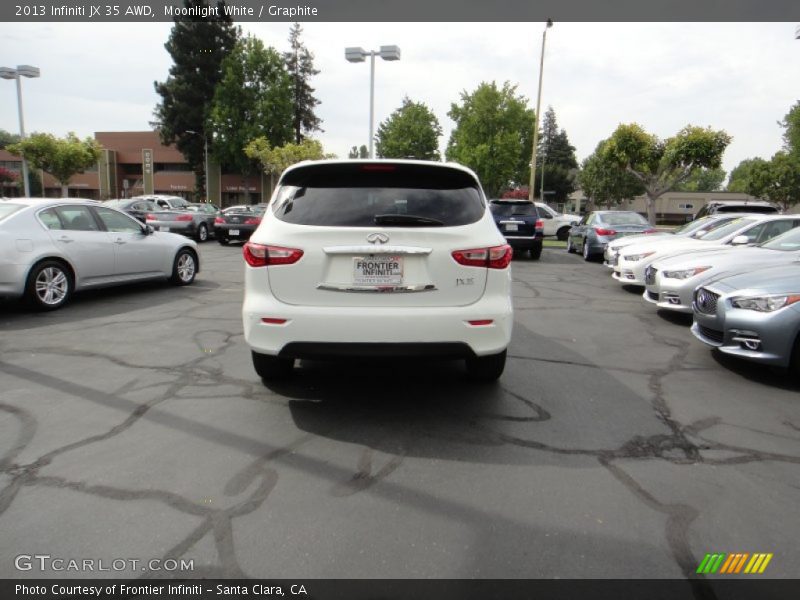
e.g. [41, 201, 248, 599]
[691, 263, 800, 372]
[0, 198, 200, 310]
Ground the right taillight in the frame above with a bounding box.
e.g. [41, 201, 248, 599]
[145, 214, 156, 221]
[452, 244, 512, 269]
[243, 242, 304, 267]
[214, 216, 225, 224]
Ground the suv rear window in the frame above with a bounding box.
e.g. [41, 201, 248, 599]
[273, 163, 485, 227]
[490, 202, 539, 217]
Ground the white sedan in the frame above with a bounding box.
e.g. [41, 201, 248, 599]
[613, 215, 788, 286]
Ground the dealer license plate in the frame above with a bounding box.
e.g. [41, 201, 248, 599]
[353, 256, 403, 285]
[504, 223, 519, 231]
[229, 229, 239, 236]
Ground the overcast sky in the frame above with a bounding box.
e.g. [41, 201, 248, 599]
[1, 21, 799, 181]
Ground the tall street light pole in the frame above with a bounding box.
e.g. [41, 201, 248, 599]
[345, 45, 401, 159]
[528, 20, 553, 202]
[185, 130, 209, 203]
[0, 65, 40, 197]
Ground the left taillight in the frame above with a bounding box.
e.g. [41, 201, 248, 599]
[452, 244, 512, 269]
[535, 219, 544, 231]
[243, 242, 304, 267]
[145, 214, 156, 221]
[244, 217, 262, 225]
[594, 227, 617, 236]
[176, 214, 193, 222]
[214, 216, 225, 224]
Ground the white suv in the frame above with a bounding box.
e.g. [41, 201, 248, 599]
[242, 160, 514, 381]
[534, 202, 580, 240]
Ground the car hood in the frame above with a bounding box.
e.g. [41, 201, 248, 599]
[707, 262, 800, 294]
[651, 246, 789, 271]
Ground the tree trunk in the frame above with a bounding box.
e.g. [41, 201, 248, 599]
[61, 184, 68, 198]
[645, 192, 657, 225]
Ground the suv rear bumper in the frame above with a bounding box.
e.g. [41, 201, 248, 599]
[243, 292, 513, 358]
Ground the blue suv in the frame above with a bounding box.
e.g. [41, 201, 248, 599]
[489, 199, 544, 260]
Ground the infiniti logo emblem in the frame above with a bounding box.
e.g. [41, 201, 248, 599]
[367, 232, 390, 244]
[698, 290, 710, 309]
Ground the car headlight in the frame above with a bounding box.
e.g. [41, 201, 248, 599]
[730, 294, 800, 312]
[623, 251, 655, 262]
[662, 266, 711, 280]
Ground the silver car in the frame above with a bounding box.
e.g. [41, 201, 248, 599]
[692, 263, 800, 373]
[645, 217, 800, 313]
[0, 198, 199, 310]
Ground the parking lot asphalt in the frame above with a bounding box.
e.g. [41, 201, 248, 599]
[0, 244, 798, 580]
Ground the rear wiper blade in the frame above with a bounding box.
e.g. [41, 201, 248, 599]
[374, 214, 444, 227]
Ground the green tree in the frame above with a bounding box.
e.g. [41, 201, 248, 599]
[348, 145, 368, 158]
[245, 137, 334, 176]
[601, 123, 732, 224]
[0, 129, 21, 149]
[747, 152, 800, 210]
[375, 97, 442, 160]
[781, 101, 800, 158]
[536, 107, 578, 202]
[283, 23, 322, 144]
[727, 157, 768, 193]
[446, 81, 534, 197]
[209, 35, 293, 180]
[672, 167, 726, 192]
[8, 133, 102, 197]
[152, 0, 239, 196]
[578, 141, 644, 210]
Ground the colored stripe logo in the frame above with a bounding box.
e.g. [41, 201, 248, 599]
[696, 553, 773, 574]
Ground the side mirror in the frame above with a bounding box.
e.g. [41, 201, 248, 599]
[143, 225, 154, 235]
[731, 235, 750, 246]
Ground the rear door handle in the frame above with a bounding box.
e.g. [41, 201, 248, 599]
[114, 238, 126, 245]
[57, 236, 74, 244]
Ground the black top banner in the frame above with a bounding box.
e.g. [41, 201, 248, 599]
[2, 0, 800, 22]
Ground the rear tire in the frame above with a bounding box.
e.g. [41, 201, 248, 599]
[566, 237, 575, 253]
[25, 260, 73, 311]
[252, 351, 294, 380]
[530, 246, 542, 260]
[582, 240, 593, 261]
[556, 226, 571, 241]
[218, 235, 229, 246]
[195, 223, 208, 243]
[790, 334, 800, 379]
[170, 248, 197, 286]
[465, 350, 506, 382]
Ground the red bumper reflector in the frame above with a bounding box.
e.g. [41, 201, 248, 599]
[467, 320, 494, 326]
[261, 318, 288, 325]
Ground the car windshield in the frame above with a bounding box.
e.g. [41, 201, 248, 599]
[760, 227, 800, 251]
[700, 217, 758, 241]
[689, 216, 740, 238]
[0, 203, 23, 221]
[598, 212, 649, 226]
[490, 202, 538, 217]
[274, 163, 484, 227]
[673, 215, 719, 235]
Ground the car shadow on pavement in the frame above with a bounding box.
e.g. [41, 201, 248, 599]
[655, 309, 694, 327]
[710, 349, 800, 392]
[265, 356, 558, 466]
[0, 278, 220, 330]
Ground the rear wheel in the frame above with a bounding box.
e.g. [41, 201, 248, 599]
[566, 237, 575, 253]
[790, 335, 800, 379]
[465, 350, 506, 382]
[252, 351, 294, 380]
[170, 248, 197, 286]
[195, 223, 209, 243]
[218, 235, 229, 246]
[582, 239, 592, 261]
[25, 260, 73, 311]
[530, 245, 542, 260]
[556, 226, 571, 241]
